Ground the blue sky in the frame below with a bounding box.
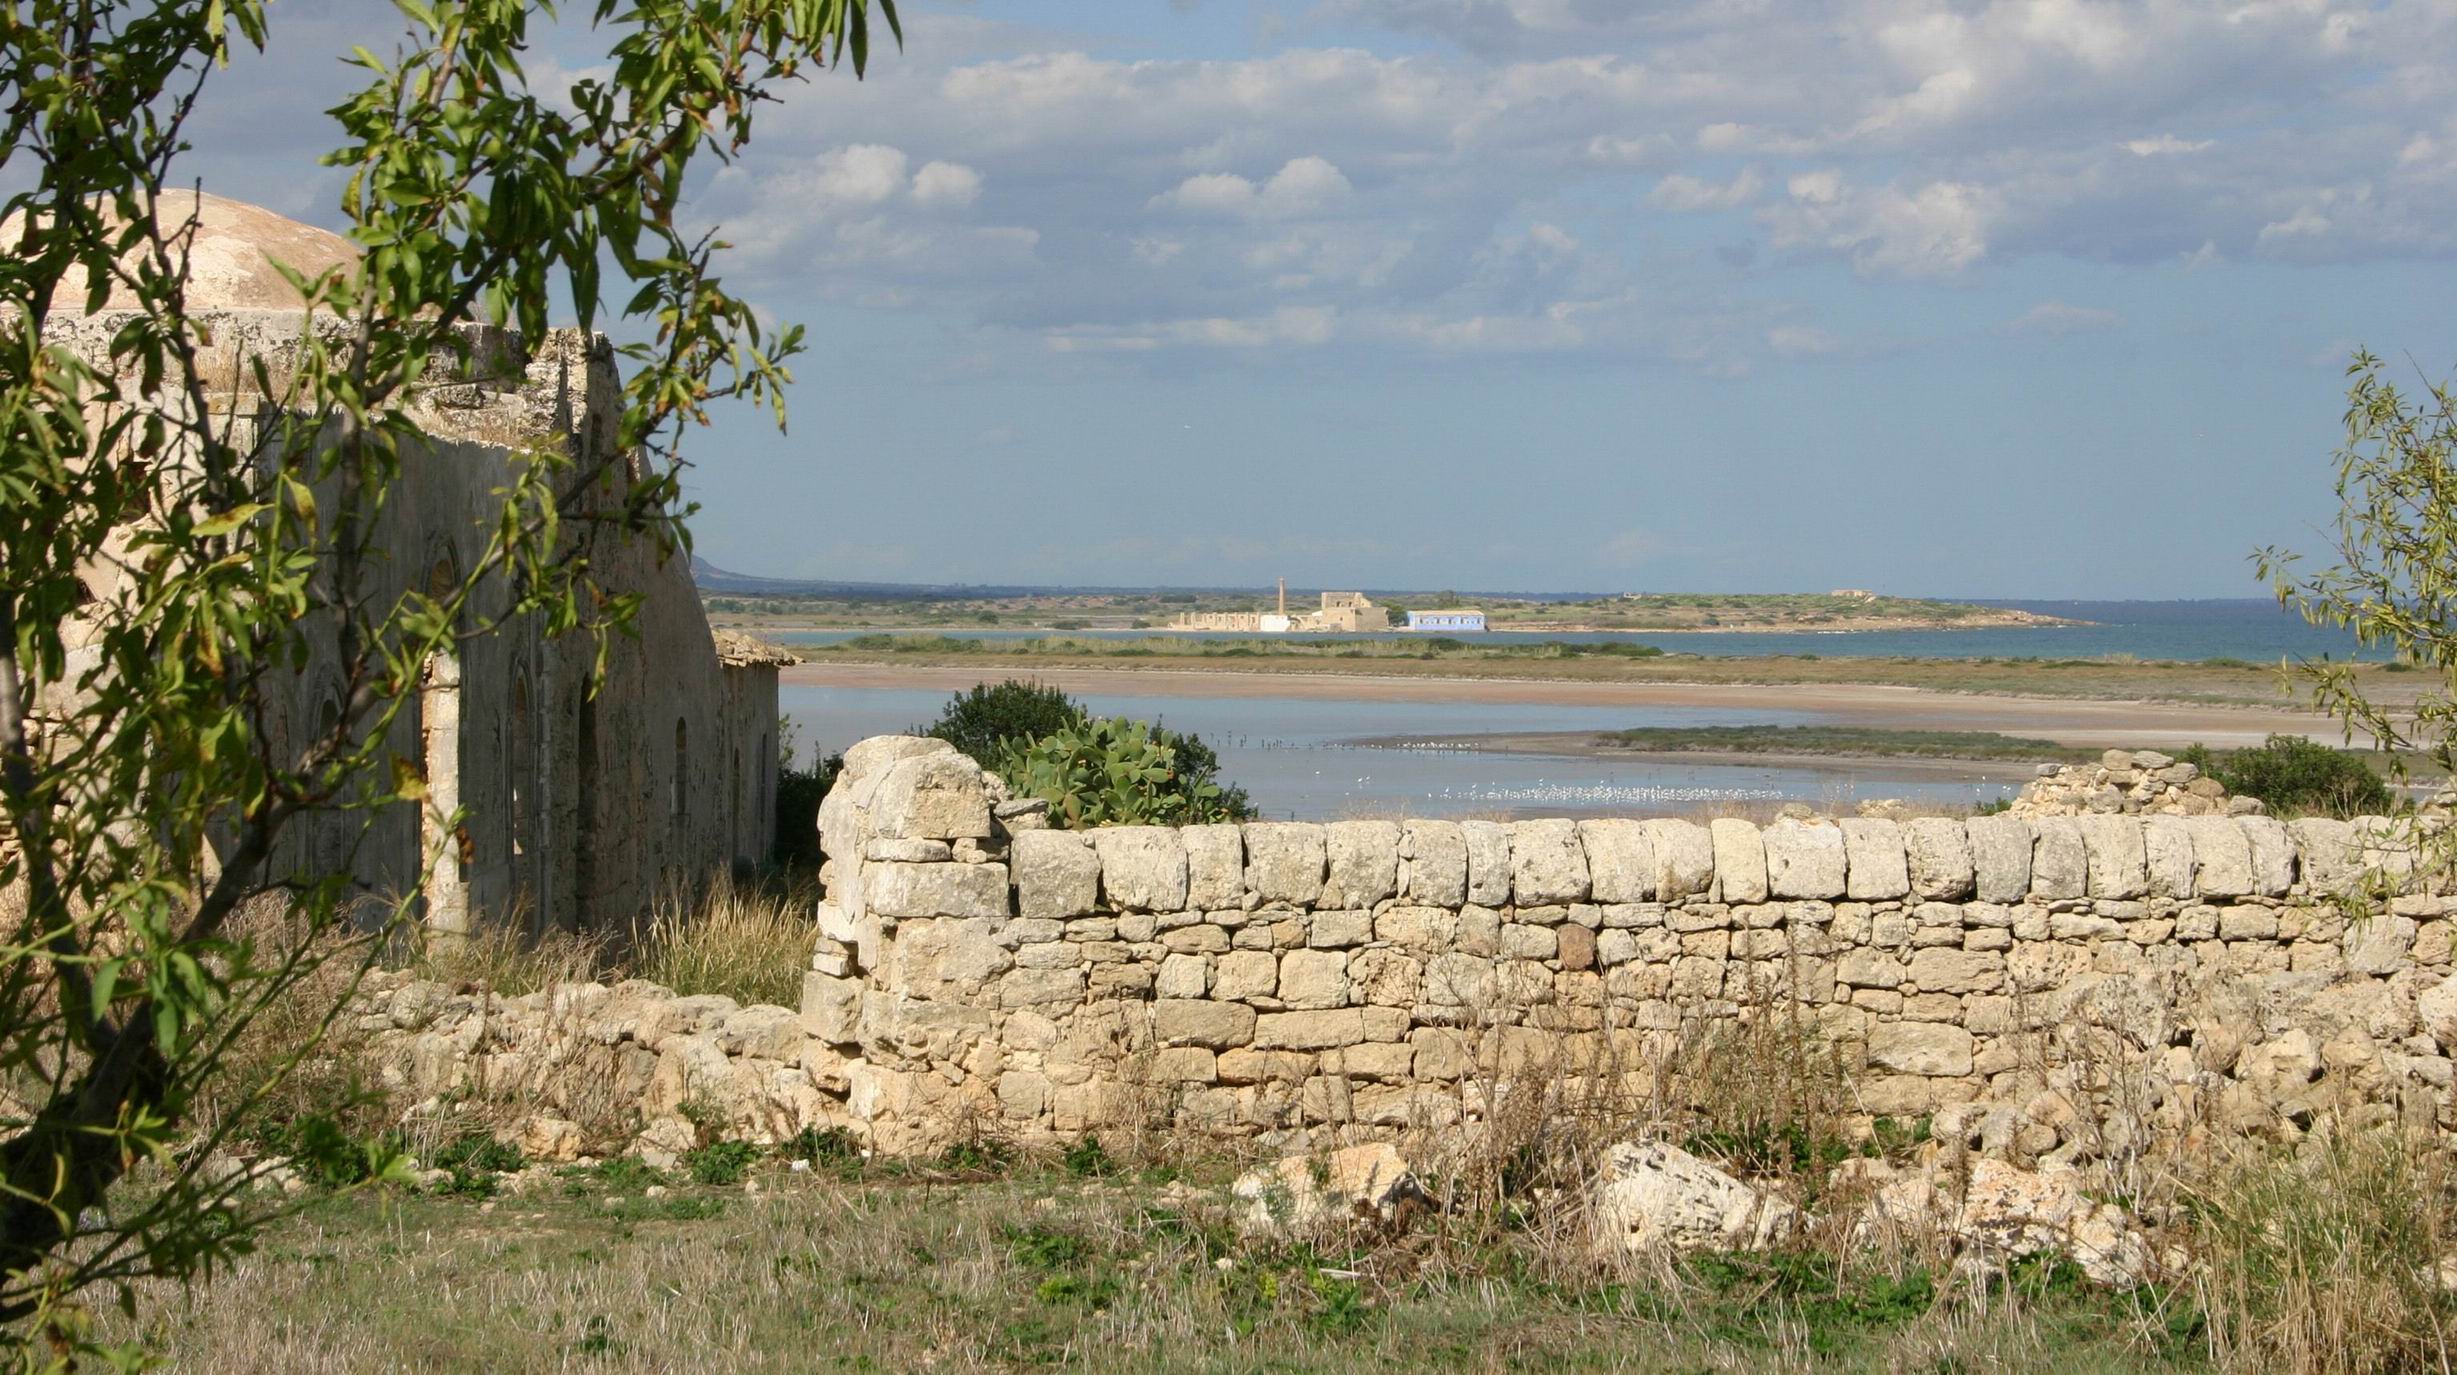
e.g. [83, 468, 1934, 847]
[193, 0, 2457, 597]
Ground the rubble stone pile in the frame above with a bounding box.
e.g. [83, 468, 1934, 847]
[2008, 749, 2262, 818]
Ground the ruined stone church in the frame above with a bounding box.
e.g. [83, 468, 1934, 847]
[39, 193, 787, 933]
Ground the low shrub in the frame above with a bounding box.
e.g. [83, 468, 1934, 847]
[920, 679, 1089, 766]
[684, 1140, 761, 1186]
[2179, 734, 2392, 817]
[994, 717, 1250, 828]
[773, 721, 841, 866]
[431, 1131, 525, 1196]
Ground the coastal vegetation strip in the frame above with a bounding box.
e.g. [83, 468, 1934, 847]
[703, 587, 2076, 634]
[779, 633, 2383, 706]
[1590, 724, 2100, 763]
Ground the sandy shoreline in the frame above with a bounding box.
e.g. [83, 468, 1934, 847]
[780, 661, 2334, 751]
[1355, 732, 2056, 785]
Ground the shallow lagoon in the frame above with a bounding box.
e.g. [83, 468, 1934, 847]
[783, 683, 2022, 820]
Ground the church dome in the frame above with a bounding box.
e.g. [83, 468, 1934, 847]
[6, 189, 360, 312]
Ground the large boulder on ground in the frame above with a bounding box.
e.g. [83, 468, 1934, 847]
[1232, 1142, 1425, 1239]
[1847, 1156, 2153, 1286]
[1588, 1141, 1799, 1255]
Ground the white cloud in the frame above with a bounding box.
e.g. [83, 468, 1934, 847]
[2123, 134, 2213, 157]
[808, 144, 910, 208]
[655, 0, 2457, 361]
[1763, 174, 1993, 277]
[1045, 305, 1340, 352]
[2257, 205, 2332, 244]
[1151, 156, 1355, 219]
[911, 160, 984, 208]
[1649, 167, 1763, 211]
[2006, 301, 2122, 334]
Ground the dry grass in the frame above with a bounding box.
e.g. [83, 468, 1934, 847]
[391, 916, 611, 996]
[2188, 1131, 2457, 1375]
[628, 875, 815, 1008]
[90, 1157, 2180, 1374]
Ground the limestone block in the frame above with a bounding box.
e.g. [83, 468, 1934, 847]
[1309, 909, 1373, 948]
[1157, 952, 1211, 999]
[1840, 819, 1910, 900]
[997, 966, 1087, 1009]
[1423, 952, 1496, 1008]
[1011, 831, 1100, 921]
[1966, 816, 2034, 905]
[1837, 949, 1907, 989]
[2418, 975, 2457, 1047]
[2184, 816, 2254, 898]
[798, 971, 862, 1044]
[2357, 815, 2423, 880]
[1374, 905, 1456, 951]
[1558, 924, 1598, 972]
[1350, 949, 1423, 1006]
[1184, 824, 1245, 909]
[1154, 998, 1256, 1049]
[2239, 817, 2296, 897]
[1243, 823, 1327, 906]
[1461, 820, 1514, 906]
[2074, 816, 2148, 900]
[868, 751, 993, 841]
[818, 735, 955, 859]
[2143, 817, 2196, 898]
[1867, 1021, 1975, 1076]
[865, 837, 951, 863]
[1091, 826, 1190, 912]
[2029, 818, 2086, 901]
[1508, 819, 1590, 905]
[1501, 922, 1558, 961]
[1589, 1141, 1800, 1256]
[1641, 819, 1717, 899]
[1904, 818, 1975, 901]
[1252, 1008, 1401, 1050]
[1765, 819, 1846, 901]
[1906, 947, 2005, 994]
[2346, 914, 2419, 976]
[890, 916, 1011, 997]
[1214, 949, 1279, 1002]
[1148, 1047, 1218, 1083]
[865, 861, 1010, 920]
[1279, 949, 1351, 1009]
[1578, 820, 1657, 903]
[1711, 820, 1769, 904]
[2289, 817, 2361, 894]
[1399, 820, 1469, 906]
[1322, 821, 1401, 908]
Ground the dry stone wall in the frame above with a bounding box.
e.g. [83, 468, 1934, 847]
[803, 736, 2457, 1159]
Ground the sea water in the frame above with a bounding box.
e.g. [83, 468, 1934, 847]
[782, 684, 2025, 821]
[772, 598, 2382, 663]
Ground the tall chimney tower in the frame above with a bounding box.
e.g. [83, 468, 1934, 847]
[1277, 577, 1286, 617]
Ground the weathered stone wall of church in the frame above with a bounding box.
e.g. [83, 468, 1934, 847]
[39, 308, 779, 934]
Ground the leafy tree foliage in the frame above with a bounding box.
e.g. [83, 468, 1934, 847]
[2259, 352, 2457, 791]
[774, 724, 843, 867]
[2179, 737, 2391, 818]
[994, 719, 1249, 829]
[0, 0, 896, 1357]
[921, 679, 1255, 825]
[922, 679, 1089, 766]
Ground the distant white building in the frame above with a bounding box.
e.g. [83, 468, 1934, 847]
[1407, 609, 1487, 632]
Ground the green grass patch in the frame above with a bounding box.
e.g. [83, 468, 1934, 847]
[1595, 724, 2098, 762]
